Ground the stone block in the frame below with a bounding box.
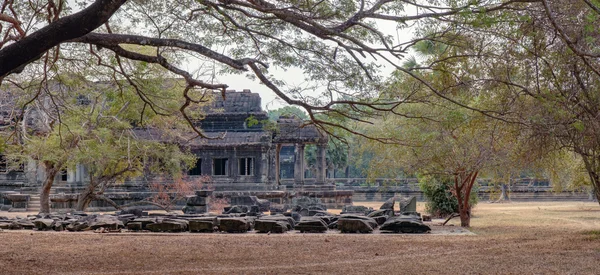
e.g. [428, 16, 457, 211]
[341, 205, 373, 215]
[88, 215, 124, 230]
[146, 219, 188, 232]
[182, 205, 208, 214]
[130, 218, 156, 230]
[254, 220, 288, 233]
[339, 215, 378, 229]
[399, 196, 417, 213]
[218, 217, 251, 233]
[34, 219, 55, 231]
[295, 218, 328, 233]
[127, 222, 143, 231]
[186, 196, 209, 206]
[379, 197, 395, 211]
[380, 216, 431, 234]
[338, 218, 374, 233]
[189, 217, 217, 232]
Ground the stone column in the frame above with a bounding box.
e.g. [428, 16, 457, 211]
[316, 144, 327, 185]
[275, 144, 282, 185]
[294, 143, 305, 185]
[260, 147, 269, 183]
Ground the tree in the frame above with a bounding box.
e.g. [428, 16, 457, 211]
[356, 101, 524, 227]
[2, 72, 199, 213]
[354, 41, 532, 226]
[406, 0, 600, 203]
[418, 174, 478, 218]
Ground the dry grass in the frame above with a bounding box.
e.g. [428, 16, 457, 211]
[1, 201, 600, 274]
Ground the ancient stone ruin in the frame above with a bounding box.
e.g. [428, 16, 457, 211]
[0, 196, 431, 234]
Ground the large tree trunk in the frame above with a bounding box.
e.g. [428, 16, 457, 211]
[75, 183, 96, 211]
[39, 164, 60, 214]
[458, 205, 471, 227]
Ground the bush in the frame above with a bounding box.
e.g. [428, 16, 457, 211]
[418, 175, 478, 218]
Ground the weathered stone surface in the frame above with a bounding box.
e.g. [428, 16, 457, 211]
[0, 220, 25, 230]
[15, 219, 35, 230]
[399, 196, 417, 213]
[182, 205, 208, 214]
[189, 217, 217, 232]
[34, 219, 55, 230]
[308, 209, 332, 217]
[254, 220, 288, 233]
[146, 219, 188, 232]
[127, 222, 143, 231]
[223, 205, 249, 214]
[52, 221, 68, 231]
[218, 217, 251, 233]
[341, 205, 373, 215]
[117, 214, 136, 225]
[379, 197, 395, 211]
[0, 222, 12, 229]
[66, 221, 90, 231]
[292, 196, 327, 211]
[230, 195, 270, 212]
[295, 218, 328, 233]
[260, 215, 295, 229]
[312, 215, 335, 225]
[373, 215, 388, 225]
[367, 209, 394, 218]
[269, 204, 288, 214]
[118, 208, 145, 217]
[339, 215, 378, 229]
[281, 212, 302, 222]
[328, 220, 338, 229]
[4, 193, 29, 202]
[338, 218, 374, 233]
[89, 215, 124, 230]
[380, 215, 431, 234]
[186, 196, 208, 206]
[130, 217, 157, 230]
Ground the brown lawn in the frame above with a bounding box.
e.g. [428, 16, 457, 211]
[1, 201, 599, 275]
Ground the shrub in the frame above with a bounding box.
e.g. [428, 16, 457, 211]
[418, 175, 478, 218]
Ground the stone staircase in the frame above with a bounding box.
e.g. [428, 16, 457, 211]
[26, 194, 41, 212]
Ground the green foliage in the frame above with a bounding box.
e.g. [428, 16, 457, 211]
[267, 106, 308, 121]
[419, 175, 478, 217]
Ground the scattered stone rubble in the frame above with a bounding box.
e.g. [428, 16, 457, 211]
[0, 196, 431, 234]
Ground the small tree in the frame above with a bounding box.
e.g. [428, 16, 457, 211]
[419, 175, 478, 218]
[147, 176, 207, 212]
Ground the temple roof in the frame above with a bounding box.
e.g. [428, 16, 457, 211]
[274, 117, 328, 144]
[208, 90, 263, 114]
[132, 128, 272, 147]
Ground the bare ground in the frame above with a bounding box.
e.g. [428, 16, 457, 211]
[1, 201, 600, 275]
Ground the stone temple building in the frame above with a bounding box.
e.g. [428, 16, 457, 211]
[0, 89, 352, 212]
[133, 89, 330, 188]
